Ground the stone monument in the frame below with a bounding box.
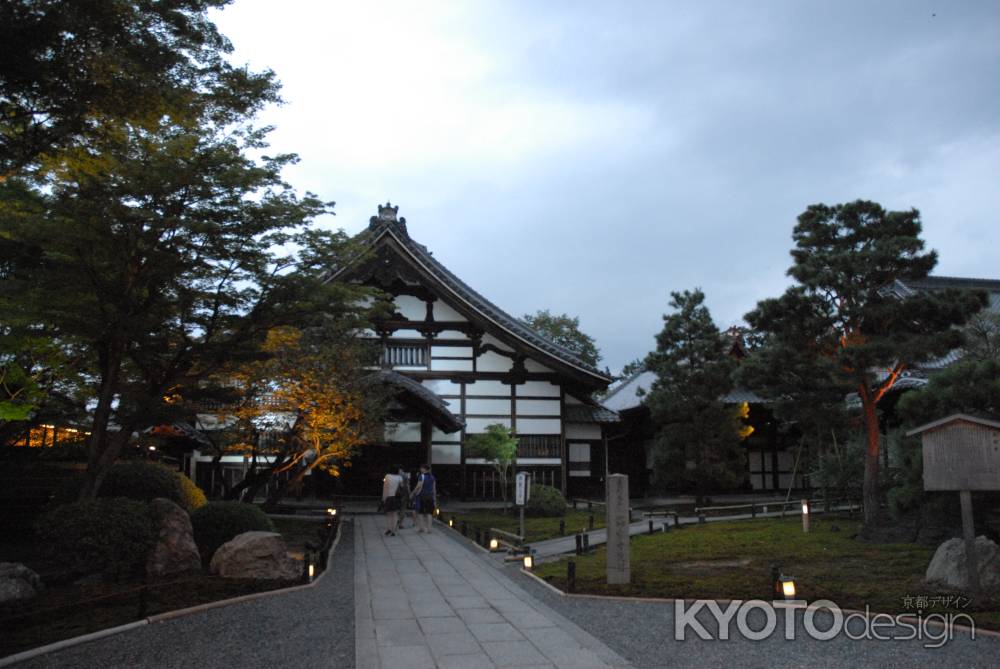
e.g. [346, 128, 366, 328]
[606, 473, 630, 584]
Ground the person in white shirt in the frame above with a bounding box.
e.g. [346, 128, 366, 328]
[382, 465, 403, 536]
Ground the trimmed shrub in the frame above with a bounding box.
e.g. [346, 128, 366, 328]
[525, 484, 567, 517]
[176, 472, 207, 513]
[37, 498, 155, 578]
[191, 501, 275, 563]
[99, 461, 183, 506]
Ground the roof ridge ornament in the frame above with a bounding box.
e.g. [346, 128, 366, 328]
[370, 201, 408, 235]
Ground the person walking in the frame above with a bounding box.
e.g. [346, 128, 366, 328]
[381, 464, 403, 536]
[395, 466, 412, 531]
[411, 463, 437, 533]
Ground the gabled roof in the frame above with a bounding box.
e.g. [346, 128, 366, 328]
[602, 369, 764, 412]
[333, 204, 612, 387]
[891, 275, 1000, 313]
[364, 370, 464, 433]
[905, 413, 1000, 437]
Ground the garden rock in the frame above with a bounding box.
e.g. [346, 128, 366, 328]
[925, 536, 1000, 590]
[209, 531, 299, 580]
[146, 497, 201, 577]
[0, 562, 43, 603]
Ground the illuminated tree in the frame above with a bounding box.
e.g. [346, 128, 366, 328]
[744, 201, 985, 526]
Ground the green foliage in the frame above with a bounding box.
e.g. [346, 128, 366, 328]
[525, 484, 567, 517]
[898, 359, 1000, 424]
[521, 309, 601, 367]
[743, 200, 986, 523]
[810, 438, 866, 498]
[98, 461, 183, 505]
[466, 424, 519, 501]
[0, 0, 277, 176]
[190, 501, 275, 562]
[643, 289, 747, 497]
[37, 498, 155, 578]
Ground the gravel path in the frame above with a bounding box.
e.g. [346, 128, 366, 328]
[11, 521, 356, 669]
[505, 564, 1000, 669]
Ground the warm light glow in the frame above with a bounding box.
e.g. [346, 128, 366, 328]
[327, 508, 337, 516]
[448, 518, 454, 527]
[801, 502, 809, 515]
[523, 555, 534, 569]
[489, 538, 499, 551]
[148, 445, 156, 451]
[781, 579, 796, 598]
[308, 563, 315, 580]
[434, 508, 441, 517]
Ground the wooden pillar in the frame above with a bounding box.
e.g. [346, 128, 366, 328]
[421, 418, 432, 466]
[960, 490, 981, 595]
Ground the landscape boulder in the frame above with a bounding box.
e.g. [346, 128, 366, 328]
[925, 536, 1000, 590]
[209, 531, 299, 580]
[0, 562, 43, 603]
[146, 498, 202, 577]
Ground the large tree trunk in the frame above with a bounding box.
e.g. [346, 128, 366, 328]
[861, 389, 881, 526]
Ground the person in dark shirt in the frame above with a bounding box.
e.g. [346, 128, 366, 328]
[411, 463, 437, 533]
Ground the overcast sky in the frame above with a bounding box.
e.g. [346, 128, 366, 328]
[212, 1, 1000, 373]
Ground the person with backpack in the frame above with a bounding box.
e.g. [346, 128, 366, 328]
[410, 463, 437, 533]
[381, 464, 404, 536]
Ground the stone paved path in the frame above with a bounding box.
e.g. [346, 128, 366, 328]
[354, 516, 632, 669]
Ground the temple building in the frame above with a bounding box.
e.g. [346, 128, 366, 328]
[328, 203, 619, 498]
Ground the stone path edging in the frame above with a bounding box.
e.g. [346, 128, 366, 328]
[515, 566, 1000, 640]
[0, 521, 345, 668]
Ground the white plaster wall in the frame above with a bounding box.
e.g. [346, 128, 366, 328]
[518, 381, 561, 397]
[431, 428, 462, 442]
[391, 329, 425, 339]
[569, 442, 591, 462]
[465, 380, 511, 396]
[432, 345, 472, 358]
[431, 443, 461, 464]
[394, 295, 427, 321]
[476, 351, 512, 373]
[465, 417, 512, 433]
[432, 299, 467, 322]
[465, 398, 512, 416]
[386, 422, 422, 442]
[435, 330, 469, 340]
[431, 359, 473, 372]
[524, 358, 554, 373]
[422, 379, 462, 397]
[516, 418, 561, 434]
[515, 399, 561, 416]
[481, 334, 514, 352]
[566, 424, 601, 440]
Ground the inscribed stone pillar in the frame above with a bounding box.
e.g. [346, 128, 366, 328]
[606, 473, 630, 584]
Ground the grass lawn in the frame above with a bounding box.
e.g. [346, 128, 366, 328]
[0, 516, 329, 659]
[534, 515, 1000, 631]
[446, 509, 605, 543]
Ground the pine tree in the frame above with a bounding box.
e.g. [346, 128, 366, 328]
[644, 289, 747, 504]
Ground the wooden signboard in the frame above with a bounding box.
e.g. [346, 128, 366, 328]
[907, 413, 1000, 596]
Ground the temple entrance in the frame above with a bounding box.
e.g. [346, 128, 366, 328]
[339, 442, 426, 495]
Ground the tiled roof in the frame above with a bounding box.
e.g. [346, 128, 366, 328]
[563, 404, 620, 424]
[365, 370, 464, 433]
[602, 371, 658, 412]
[353, 212, 611, 386]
